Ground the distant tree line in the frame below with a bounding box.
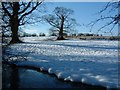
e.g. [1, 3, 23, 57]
[77, 33, 101, 36]
[49, 32, 67, 37]
[49, 32, 101, 37]
[3, 32, 46, 37]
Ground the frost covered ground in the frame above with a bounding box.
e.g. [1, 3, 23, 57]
[4, 37, 119, 89]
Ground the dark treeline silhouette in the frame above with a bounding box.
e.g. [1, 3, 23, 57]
[78, 33, 100, 36]
[3, 32, 46, 37]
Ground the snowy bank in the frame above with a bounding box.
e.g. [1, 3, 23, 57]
[4, 37, 119, 89]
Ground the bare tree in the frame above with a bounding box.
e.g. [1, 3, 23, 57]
[2, 1, 43, 44]
[88, 1, 120, 35]
[42, 7, 78, 40]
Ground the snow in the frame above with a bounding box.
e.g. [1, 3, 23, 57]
[4, 37, 119, 89]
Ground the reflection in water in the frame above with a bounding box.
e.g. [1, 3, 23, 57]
[10, 66, 19, 90]
[2, 64, 106, 89]
[3, 64, 19, 90]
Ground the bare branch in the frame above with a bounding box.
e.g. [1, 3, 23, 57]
[88, 15, 118, 32]
[2, 3, 11, 17]
[19, 2, 42, 22]
[96, 20, 116, 33]
[18, 2, 31, 14]
[88, 1, 119, 35]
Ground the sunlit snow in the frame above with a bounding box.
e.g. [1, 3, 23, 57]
[5, 37, 119, 89]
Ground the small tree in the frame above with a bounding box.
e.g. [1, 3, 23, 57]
[31, 33, 37, 37]
[42, 7, 78, 40]
[42, 33, 45, 36]
[2, 1, 43, 44]
[39, 33, 45, 36]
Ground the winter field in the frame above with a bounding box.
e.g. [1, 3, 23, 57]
[3, 37, 119, 89]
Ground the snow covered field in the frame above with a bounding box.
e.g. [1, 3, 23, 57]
[4, 37, 119, 89]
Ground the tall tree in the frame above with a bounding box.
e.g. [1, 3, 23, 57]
[2, 1, 43, 44]
[42, 7, 78, 40]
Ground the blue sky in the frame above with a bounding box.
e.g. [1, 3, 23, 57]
[24, 2, 118, 36]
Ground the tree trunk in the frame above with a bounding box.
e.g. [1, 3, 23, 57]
[57, 31, 65, 40]
[10, 25, 22, 44]
[57, 15, 65, 40]
[9, 2, 22, 44]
